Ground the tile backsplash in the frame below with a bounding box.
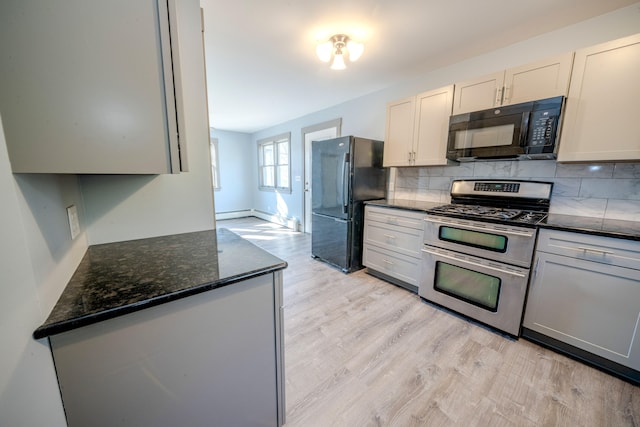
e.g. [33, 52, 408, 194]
[389, 161, 640, 221]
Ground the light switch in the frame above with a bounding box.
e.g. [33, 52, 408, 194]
[67, 205, 80, 240]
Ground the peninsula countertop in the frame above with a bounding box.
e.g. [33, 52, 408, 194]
[34, 228, 287, 339]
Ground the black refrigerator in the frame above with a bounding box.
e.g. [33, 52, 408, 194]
[311, 136, 387, 273]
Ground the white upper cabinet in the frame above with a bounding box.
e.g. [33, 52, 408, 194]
[384, 85, 453, 167]
[557, 34, 640, 162]
[452, 71, 504, 115]
[384, 97, 416, 167]
[413, 86, 454, 166]
[0, 0, 186, 174]
[452, 53, 574, 115]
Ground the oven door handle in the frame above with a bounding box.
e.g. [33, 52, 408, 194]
[424, 216, 535, 238]
[422, 247, 527, 278]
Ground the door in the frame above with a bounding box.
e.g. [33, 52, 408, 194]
[383, 97, 415, 166]
[413, 85, 453, 166]
[311, 137, 351, 220]
[523, 251, 640, 370]
[503, 52, 573, 106]
[311, 213, 350, 271]
[302, 120, 341, 233]
[420, 246, 529, 336]
[0, 0, 182, 173]
[557, 33, 640, 162]
[452, 71, 505, 115]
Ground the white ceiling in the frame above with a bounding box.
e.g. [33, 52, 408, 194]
[201, 0, 636, 133]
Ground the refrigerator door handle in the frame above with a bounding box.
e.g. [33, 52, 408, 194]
[342, 153, 350, 214]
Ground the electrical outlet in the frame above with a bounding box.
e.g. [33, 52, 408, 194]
[67, 205, 80, 240]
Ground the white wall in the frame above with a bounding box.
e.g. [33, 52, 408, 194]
[210, 129, 254, 214]
[79, 0, 215, 245]
[247, 3, 640, 226]
[0, 117, 68, 427]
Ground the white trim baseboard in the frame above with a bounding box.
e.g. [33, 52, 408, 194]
[215, 209, 300, 231]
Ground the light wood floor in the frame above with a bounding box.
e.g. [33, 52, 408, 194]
[217, 217, 639, 427]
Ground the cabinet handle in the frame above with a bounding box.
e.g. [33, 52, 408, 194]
[382, 259, 394, 265]
[383, 234, 396, 239]
[577, 246, 614, 256]
[495, 87, 503, 105]
[503, 86, 510, 103]
[532, 257, 540, 283]
[408, 152, 412, 162]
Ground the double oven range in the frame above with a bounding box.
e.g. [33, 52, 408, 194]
[420, 180, 553, 336]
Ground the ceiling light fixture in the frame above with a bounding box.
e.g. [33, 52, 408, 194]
[316, 34, 363, 70]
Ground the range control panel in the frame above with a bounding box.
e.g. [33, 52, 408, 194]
[473, 182, 520, 193]
[529, 111, 558, 147]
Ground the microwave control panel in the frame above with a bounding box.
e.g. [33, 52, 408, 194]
[528, 110, 558, 147]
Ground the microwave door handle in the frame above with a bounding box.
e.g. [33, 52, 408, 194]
[520, 112, 531, 147]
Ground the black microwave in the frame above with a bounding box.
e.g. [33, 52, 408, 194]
[447, 96, 564, 162]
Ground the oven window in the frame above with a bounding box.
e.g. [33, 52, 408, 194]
[434, 261, 501, 312]
[439, 226, 507, 252]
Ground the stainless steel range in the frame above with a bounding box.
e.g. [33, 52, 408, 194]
[420, 179, 553, 336]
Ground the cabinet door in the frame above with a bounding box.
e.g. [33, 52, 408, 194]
[503, 52, 574, 105]
[452, 71, 504, 115]
[383, 97, 415, 167]
[0, 0, 182, 173]
[413, 85, 453, 166]
[523, 251, 640, 370]
[557, 34, 640, 162]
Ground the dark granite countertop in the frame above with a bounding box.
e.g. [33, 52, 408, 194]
[365, 199, 640, 241]
[365, 199, 443, 212]
[34, 229, 287, 339]
[541, 214, 640, 241]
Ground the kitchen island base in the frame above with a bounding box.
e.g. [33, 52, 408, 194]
[50, 271, 285, 427]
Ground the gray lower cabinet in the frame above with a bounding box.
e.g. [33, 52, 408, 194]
[363, 206, 425, 291]
[522, 229, 640, 380]
[50, 272, 285, 427]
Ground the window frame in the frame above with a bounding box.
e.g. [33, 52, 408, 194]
[210, 137, 221, 190]
[258, 132, 291, 193]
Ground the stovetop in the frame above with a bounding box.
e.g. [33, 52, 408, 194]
[428, 203, 548, 225]
[430, 179, 553, 226]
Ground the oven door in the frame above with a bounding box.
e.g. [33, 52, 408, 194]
[420, 245, 530, 336]
[423, 215, 536, 268]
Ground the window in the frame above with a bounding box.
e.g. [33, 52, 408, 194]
[210, 137, 220, 190]
[258, 133, 291, 192]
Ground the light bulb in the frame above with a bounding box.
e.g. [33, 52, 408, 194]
[316, 41, 333, 62]
[330, 53, 346, 70]
[347, 40, 363, 61]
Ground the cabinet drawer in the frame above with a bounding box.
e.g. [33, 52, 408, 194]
[365, 206, 425, 230]
[537, 229, 640, 270]
[363, 221, 423, 258]
[363, 245, 421, 287]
